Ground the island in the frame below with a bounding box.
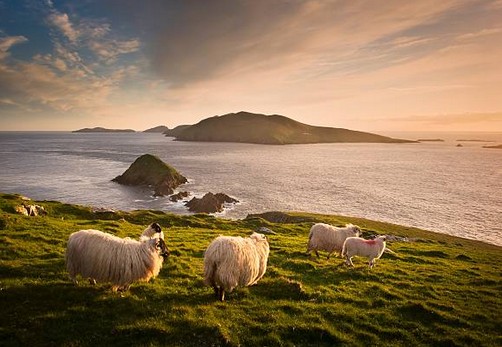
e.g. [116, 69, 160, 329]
[163, 124, 191, 137]
[143, 125, 169, 133]
[112, 154, 187, 196]
[172, 111, 415, 144]
[73, 127, 135, 133]
[482, 144, 502, 149]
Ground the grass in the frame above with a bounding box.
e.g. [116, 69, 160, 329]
[1, 193, 501, 346]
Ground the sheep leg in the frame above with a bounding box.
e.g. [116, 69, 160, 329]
[345, 255, 354, 267]
[218, 288, 225, 302]
[88, 278, 96, 285]
[212, 286, 219, 299]
[315, 250, 320, 258]
[369, 259, 375, 268]
[327, 252, 333, 260]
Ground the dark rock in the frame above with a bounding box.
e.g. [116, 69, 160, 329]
[112, 154, 187, 196]
[169, 191, 190, 202]
[246, 211, 317, 224]
[185, 192, 238, 213]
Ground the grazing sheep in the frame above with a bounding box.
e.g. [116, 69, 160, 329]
[204, 232, 270, 301]
[66, 229, 169, 291]
[139, 222, 164, 241]
[341, 236, 387, 268]
[306, 223, 361, 259]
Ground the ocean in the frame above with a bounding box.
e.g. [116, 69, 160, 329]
[1, 131, 501, 246]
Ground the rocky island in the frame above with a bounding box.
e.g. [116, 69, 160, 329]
[171, 111, 415, 145]
[112, 154, 187, 196]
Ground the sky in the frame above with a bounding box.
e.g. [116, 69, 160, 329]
[1, 0, 502, 132]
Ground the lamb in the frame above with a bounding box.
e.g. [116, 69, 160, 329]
[66, 228, 169, 291]
[203, 232, 270, 301]
[139, 222, 164, 241]
[306, 223, 361, 259]
[341, 235, 387, 268]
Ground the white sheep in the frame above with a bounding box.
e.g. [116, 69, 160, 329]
[306, 223, 361, 259]
[139, 222, 164, 241]
[203, 232, 270, 301]
[341, 236, 387, 268]
[66, 229, 169, 291]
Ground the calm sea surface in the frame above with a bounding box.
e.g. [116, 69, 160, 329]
[1, 131, 501, 246]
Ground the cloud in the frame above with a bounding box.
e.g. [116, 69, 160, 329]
[47, 11, 79, 43]
[0, 35, 28, 59]
[127, 0, 464, 86]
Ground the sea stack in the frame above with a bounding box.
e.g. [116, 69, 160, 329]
[112, 154, 187, 196]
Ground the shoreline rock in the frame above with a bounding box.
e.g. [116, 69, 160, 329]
[112, 154, 187, 196]
[185, 192, 238, 213]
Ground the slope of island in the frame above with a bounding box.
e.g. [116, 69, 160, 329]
[173, 111, 415, 144]
[1, 193, 500, 346]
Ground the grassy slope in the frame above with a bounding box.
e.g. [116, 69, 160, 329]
[0, 193, 500, 346]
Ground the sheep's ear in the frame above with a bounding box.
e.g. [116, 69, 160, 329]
[152, 222, 162, 233]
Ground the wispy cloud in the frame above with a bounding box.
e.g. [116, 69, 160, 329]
[47, 11, 79, 43]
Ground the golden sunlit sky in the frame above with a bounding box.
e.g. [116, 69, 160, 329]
[1, 0, 502, 132]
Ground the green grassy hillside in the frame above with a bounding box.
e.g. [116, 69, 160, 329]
[0, 193, 500, 346]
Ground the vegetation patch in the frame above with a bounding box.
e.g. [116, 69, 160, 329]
[0, 193, 501, 346]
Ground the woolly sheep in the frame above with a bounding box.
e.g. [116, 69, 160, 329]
[306, 223, 361, 259]
[139, 222, 164, 241]
[341, 236, 387, 268]
[66, 229, 169, 291]
[203, 232, 270, 301]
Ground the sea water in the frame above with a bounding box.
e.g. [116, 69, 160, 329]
[0, 131, 501, 246]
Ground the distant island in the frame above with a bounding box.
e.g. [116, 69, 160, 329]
[483, 144, 502, 149]
[170, 111, 415, 145]
[456, 139, 494, 142]
[143, 125, 169, 133]
[163, 125, 191, 137]
[73, 127, 135, 133]
[417, 139, 444, 142]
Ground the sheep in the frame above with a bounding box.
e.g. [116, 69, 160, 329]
[341, 235, 387, 268]
[139, 222, 164, 241]
[203, 232, 270, 301]
[66, 229, 169, 291]
[306, 223, 361, 259]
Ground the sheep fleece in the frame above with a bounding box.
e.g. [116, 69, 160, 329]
[308, 223, 360, 254]
[203, 234, 270, 292]
[66, 229, 164, 288]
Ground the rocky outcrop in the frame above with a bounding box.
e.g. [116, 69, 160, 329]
[112, 154, 187, 196]
[169, 191, 190, 202]
[246, 211, 317, 224]
[185, 192, 238, 213]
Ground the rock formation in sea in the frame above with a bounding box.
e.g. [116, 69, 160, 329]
[185, 192, 238, 213]
[112, 154, 187, 196]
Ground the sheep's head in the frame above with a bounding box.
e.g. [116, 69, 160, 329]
[250, 232, 268, 243]
[346, 224, 362, 237]
[151, 222, 162, 234]
[155, 238, 170, 259]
